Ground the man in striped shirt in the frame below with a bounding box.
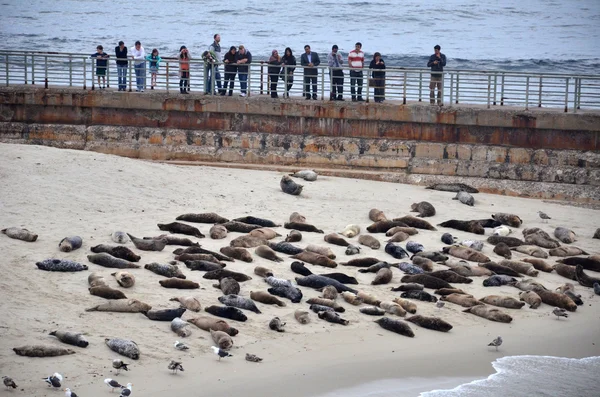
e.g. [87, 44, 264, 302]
[348, 42, 365, 102]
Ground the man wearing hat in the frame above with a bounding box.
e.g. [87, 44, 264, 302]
[427, 44, 446, 105]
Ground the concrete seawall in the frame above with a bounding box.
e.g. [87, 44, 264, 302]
[1, 86, 599, 202]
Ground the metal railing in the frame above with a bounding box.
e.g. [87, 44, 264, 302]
[1, 50, 599, 112]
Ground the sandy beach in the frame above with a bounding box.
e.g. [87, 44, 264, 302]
[0, 143, 599, 397]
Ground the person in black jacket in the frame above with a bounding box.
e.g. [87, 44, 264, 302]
[115, 41, 128, 91]
[222, 46, 237, 96]
[427, 44, 446, 105]
[369, 52, 386, 103]
[280, 47, 296, 98]
[300, 45, 320, 100]
[267, 49, 282, 98]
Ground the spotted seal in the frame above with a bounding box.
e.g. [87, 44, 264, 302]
[285, 230, 302, 242]
[213, 277, 241, 295]
[145, 262, 186, 278]
[111, 231, 129, 244]
[209, 225, 228, 239]
[185, 260, 224, 272]
[269, 241, 305, 256]
[204, 305, 248, 322]
[36, 259, 88, 272]
[406, 315, 453, 332]
[392, 216, 437, 231]
[104, 338, 140, 360]
[400, 290, 438, 302]
[462, 305, 512, 323]
[13, 345, 75, 357]
[479, 295, 525, 309]
[171, 317, 192, 337]
[491, 213, 522, 228]
[294, 309, 310, 324]
[280, 175, 303, 195]
[318, 311, 349, 325]
[295, 275, 358, 293]
[371, 268, 393, 285]
[233, 216, 281, 227]
[268, 286, 303, 303]
[157, 222, 204, 238]
[289, 169, 318, 181]
[218, 294, 262, 314]
[410, 201, 436, 217]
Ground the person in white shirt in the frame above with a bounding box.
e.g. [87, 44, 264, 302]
[348, 42, 365, 101]
[131, 41, 146, 92]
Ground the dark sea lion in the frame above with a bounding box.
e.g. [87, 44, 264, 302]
[203, 269, 252, 282]
[594, 228, 600, 239]
[185, 260, 224, 272]
[426, 183, 478, 193]
[13, 345, 75, 357]
[251, 291, 286, 307]
[142, 307, 187, 321]
[157, 222, 205, 238]
[112, 271, 135, 288]
[233, 216, 281, 227]
[533, 288, 577, 311]
[319, 272, 359, 285]
[285, 230, 303, 242]
[255, 245, 284, 262]
[284, 222, 324, 233]
[437, 220, 484, 234]
[392, 216, 437, 231]
[410, 201, 436, 217]
[213, 277, 241, 295]
[482, 275, 518, 287]
[58, 236, 83, 252]
[174, 246, 234, 262]
[268, 286, 303, 303]
[522, 258, 554, 273]
[187, 316, 239, 336]
[479, 262, 521, 277]
[442, 246, 490, 263]
[400, 274, 453, 289]
[104, 338, 140, 360]
[412, 251, 448, 262]
[391, 283, 424, 292]
[400, 290, 438, 302]
[145, 262, 186, 278]
[491, 213, 523, 228]
[549, 246, 589, 257]
[144, 234, 200, 246]
[49, 331, 89, 348]
[385, 242, 409, 259]
[219, 246, 252, 262]
[159, 278, 200, 289]
[498, 260, 539, 277]
[306, 297, 345, 312]
[369, 208, 388, 222]
[128, 233, 167, 251]
[575, 265, 600, 288]
[556, 257, 600, 272]
[372, 268, 393, 285]
[280, 175, 303, 195]
[317, 311, 349, 325]
[406, 315, 453, 332]
[433, 288, 468, 296]
[462, 305, 512, 323]
[428, 270, 473, 284]
[295, 275, 358, 293]
[210, 224, 228, 239]
[306, 244, 336, 259]
[476, 219, 503, 228]
[441, 233, 457, 245]
[89, 286, 127, 300]
[176, 212, 229, 224]
[324, 233, 350, 247]
[360, 306, 386, 316]
[340, 257, 381, 267]
[374, 317, 414, 337]
[219, 294, 262, 314]
[479, 295, 525, 309]
[367, 220, 409, 233]
[2, 227, 38, 242]
[36, 259, 88, 272]
[205, 305, 248, 322]
[269, 241, 304, 255]
[291, 261, 313, 276]
[249, 228, 281, 240]
[358, 235, 381, 249]
[552, 263, 577, 280]
[358, 261, 395, 273]
[91, 244, 141, 262]
[230, 236, 270, 248]
[291, 251, 337, 268]
[519, 291, 542, 309]
[87, 253, 140, 269]
[493, 242, 512, 259]
[85, 299, 152, 313]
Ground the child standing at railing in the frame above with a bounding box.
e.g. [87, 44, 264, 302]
[179, 46, 191, 94]
[91, 45, 110, 89]
[145, 49, 161, 90]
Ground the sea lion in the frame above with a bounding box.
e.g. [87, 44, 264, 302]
[210, 225, 228, 239]
[554, 227, 576, 244]
[521, 258, 554, 273]
[219, 294, 261, 314]
[556, 257, 600, 272]
[269, 317, 287, 332]
[88, 272, 107, 287]
[519, 291, 542, 308]
[307, 297, 345, 312]
[176, 213, 229, 224]
[231, 216, 280, 227]
[594, 229, 600, 239]
[175, 253, 224, 264]
[91, 244, 141, 262]
[479, 295, 525, 309]
[89, 286, 127, 300]
[285, 230, 302, 242]
[486, 236, 526, 248]
[318, 310, 349, 325]
[412, 251, 448, 262]
[391, 283, 424, 292]
[159, 278, 199, 289]
[170, 317, 192, 338]
[58, 236, 83, 252]
[575, 265, 600, 288]
[374, 317, 414, 337]
[401, 274, 453, 289]
[341, 291, 363, 305]
[254, 266, 275, 278]
[553, 263, 577, 281]
[204, 269, 252, 282]
[493, 242, 512, 259]
[220, 246, 253, 262]
[268, 241, 304, 255]
[514, 279, 547, 291]
[144, 234, 199, 246]
[142, 307, 186, 321]
[85, 298, 152, 313]
[533, 288, 577, 312]
[491, 213, 522, 228]
[320, 272, 358, 285]
[268, 286, 303, 303]
[13, 345, 75, 357]
[249, 228, 281, 240]
[324, 233, 350, 247]
[291, 251, 337, 268]
[353, 291, 380, 306]
[510, 245, 549, 259]
[112, 271, 135, 288]
[433, 288, 468, 296]
[229, 236, 269, 248]
[440, 293, 480, 307]
[320, 285, 338, 300]
[379, 301, 407, 316]
[264, 275, 293, 289]
[291, 261, 312, 276]
[441, 233, 457, 245]
[387, 231, 409, 243]
[369, 208, 388, 222]
[340, 257, 380, 267]
[385, 242, 409, 259]
[49, 331, 88, 348]
[462, 305, 512, 323]
[479, 262, 521, 277]
[443, 246, 490, 263]
[111, 231, 129, 244]
[372, 268, 393, 285]
[406, 315, 453, 332]
[561, 289, 583, 306]
[170, 296, 202, 312]
[280, 175, 303, 195]
[302, 245, 334, 259]
[87, 253, 140, 269]
[105, 338, 140, 360]
[285, 222, 324, 233]
[211, 329, 234, 349]
[453, 191, 474, 206]
[157, 222, 204, 238]
[185, 260, 224, 272]
[428, 270, 473, 284]
[187, 316, 239, 336]
[411, 256, 434, 271]
[482, 275, 518, 287]
[524, 231, 560, 249]
[498, 260, 539, 277]
[251, 291, 286, 306]
[289, 212, 307, 223]
[345, 244, 361, 255]
[392, 297, 418, 314]
[400, 290, 438, 302]
[406, 241, 425, 254]
[443, 259, 493, 277]
[360, 306, 386, 316]
[221, 221, 261, 234]
[459, 240, 484, 252]
[437, 220, 484, 235]
[145, 262, 186, 278]
[255, 245, 284, 262]
[426, 183, 478, 193]
[289, 169, 318, 181]
[492, 225, 512, 236]
[204, 305, 248, 322]
[296, 275, 358, 293]
[549, 247, 589, 257]
[173, 246, 233, 261]
[127, 233, 166, 251]
[393, 216, 437, 231]
[294, 309, 310, 324]
[358, 261, 395, 273]
[2, 227, 38, 242]
[410, 201, 436, 217]
[367, 220, 409, 233]
[213, 277, 241, 295]
[36, 259, 88, 272]
[386, 227, 419, 236]
[339, 225, 360, 238]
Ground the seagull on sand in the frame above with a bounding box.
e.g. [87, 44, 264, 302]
[436, 301, 445, 310]
[211, 346, 233, 361]
[64, 387, 79, 397]
[245, 353, 263, 362]
[553, 307, 568, 319]
[593, 282, 600, 296]
[537, 211, 551, 223]
[104, 378, 123, 392]
[119, 383, 133, 397]
[112, 358, 130, 374]
[488, 336, 503, 351]
[3, 376, 17, 389]
[168, 360, 184, 374]
[174, 341, 189, 350]
[43, 373, 62, 388]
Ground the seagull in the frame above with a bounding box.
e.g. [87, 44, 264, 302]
[105, 378, 123, 392]
[112, 358, 130, 374]
[119, 383, 133, 397]
[43, 373, 63, 388]
[537, 211, 551, 223]
[245, 353, 263, 362]
[593, 282, 600, 296]
[3, 376, 17, 389]
[211, 346, 232, 361]
[488, 336, 503, 351]
[168, 360, 184, 374]
[174, 340, 189, 350]
[553, 307, 568, 319]
[64, 387, 79, 397]
[436, 301, 445, 310]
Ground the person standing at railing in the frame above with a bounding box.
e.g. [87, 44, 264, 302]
[131, 41, 146, 92]
[145, 49, 161, 90]
[300, 45, 320, 100]
[206, 34, 224, 95]
[115, 41, 128, 91]
[268, 49, 282, 99]
[427, 44, 446, 105]
[348, 42, 365, 102]
[91, 45, 109, 89]
[236, 45, 252, 97]
[280, 47, 296, 98]
[222, 46, 237, 96]
[178, 46, 191, 94]
[327, 45, 344, 101]
[369, 52, 386, 103]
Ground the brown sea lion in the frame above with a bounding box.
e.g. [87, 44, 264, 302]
[410, 256, 434, 272]
[89, 286, 127, 300]
[511, 245, 548, 258]
[157, 222, 204, 238]
[221, 221, 262, 233]
[400, 274, 453, 289]
[514, 279, 548, 291]
[255, 245, 284, 262]
[443, 259, 494, 277]
[2, 227, 38, 242]
[143, 234, 199, 246]
[176, 213, 229, 224]
[211, 329, 233, 350]
[493, 242, 512, 259]
[386, 227, 419, 236]
[412, 251, 449, 262]
[462, 305, 513, 323]
[498, 260, 539, 277]
[549, 247, 589, 257]
[324, 233, 350, 247]
[229, 236, 269, 248]
[294, 309, 310, 324]
[210, 224, 228, 239]
[392, 297, 418, 314]
[479, 295, 525, 309]
[220, 246, 253, 262]
[187, 316, 239, 336]
[249, 228, 281, 240]
[306, 297, 345, 312]
[170, 296, 202, 312]
[575, 265, 600, 288]
[491, 213, 522, 228]
[159, 278, 200, 289]
[146, 262, 187, 278]
[479, 262, 521, 277]
[486, 236, 525, 247]
[406, 315, 453, 332]
[175, 253, 224, 265]
[185, 260, 224, 272]
[442, 246, 490, 263]
[533, 288, 577, 311]
[173, 246, 234, 262]
[437, 220, 484, 235]
[379, 301, 407, 317]
[232, 216, 281, 227]
[391, 283, 424, 292]
[341, 291, 364, 305]
[372, 268, 394, 285]
[366, 220, 409, 233]
[250, 291, 286, 307]
[13, 345, 75, 357]
[285, 230, 302, 242]
[306, 244, 336, 259]
[358, 235, 381, 249]
[386, 231, 409, 243]
[410, 201, 436, 217]
[111, 271, 135, 288]
[291, 251, 337, 268]
[553, 263, 577, 280]
[440, 293, 481, 308]
[522, 258, 554, 273]
[428, 270, 473, 284]
[393, 216, 437, 231]
[254, 266, 275, 278]
[85, 298, 152, 313]
[519, 291, 542, 309]
[289, 212, 307, 223]
[357, 291, 382, 306]
[369, 208, 388, 222]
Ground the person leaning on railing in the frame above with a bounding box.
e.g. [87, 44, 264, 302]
[115, 41, 128, 91]
[280, 47, 296, 98]
[268, 49, 282, 99]
[178, 46, 191, 94]
[236, 45, 252, 97]
[222, 46, 237, 96]
[427, 44, 446, 105]
[369, 52, 386, 103]
[90, 45, 109, 89]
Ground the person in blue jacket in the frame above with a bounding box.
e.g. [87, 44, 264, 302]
[145, 48, 162, 90]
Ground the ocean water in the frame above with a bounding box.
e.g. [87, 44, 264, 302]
[0, 0, 599, 74]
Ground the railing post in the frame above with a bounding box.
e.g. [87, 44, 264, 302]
[576, 78, 582, 110]
[525, 76, 530, 110]
[31, 55, 35, 85]
[321, 68, 325, 101]
[440, 72, 444, 106]
[166, 62, 169, 93]
[5, 54, 8, 86]
[365, 68, 370, 103]
[83, 57, 87, 90]
[418, 71, 422, 102]
[69, 55, 73, 87]
[449, 73, 454, 105]
[91, 57, 95, 91]
[128, 59, 132, 92]
[563, 77, 569, 113]
[538, 77, 543, 107]
[106, 61, 110, 88]
[403, 71, 407, 105]
[260, 61, 264, 96]
[456, 74, 460, 104]
[248, 64, 252, 97]
[211, 62, 215, 94]
[493, 74, 497, 105]
[23, 54, 28, 84]
[500, 73, 505, 106]
[486, 75, 491, 109]
[44, 55, 48, 88]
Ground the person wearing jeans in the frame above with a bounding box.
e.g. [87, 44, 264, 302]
[327, 44, 344, 101]
[348, 42, 365, 101]
[206, 34, 224, 94]
[115, 41, 128, 91]
[236, 45, 252, 96]
[131, 40, 146, 92]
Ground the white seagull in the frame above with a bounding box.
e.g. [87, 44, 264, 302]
[104, 378, 123, 392]
[211, 346, 232, 361]
[174, 340, 189, 350]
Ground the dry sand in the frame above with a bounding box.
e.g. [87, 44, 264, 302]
[0, 143, 599, 396]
